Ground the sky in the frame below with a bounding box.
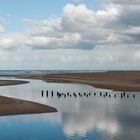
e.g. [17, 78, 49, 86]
[0, 0, 140, 70]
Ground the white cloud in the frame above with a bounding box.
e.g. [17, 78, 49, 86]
[24, 17, 62, 36]
[28, 33, 81, 49]
[0, 24, 5, 32]
[134, 51, 140, 60]
[112, 0, 140, 5]
[0, 3, 138, 50]
[0, 2, 139, 69]
[22, 3, 122, 50]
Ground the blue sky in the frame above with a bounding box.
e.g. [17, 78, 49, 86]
[0, 0, 101, 31]
[0, 0, 65, 31]
[0, 0, 139, 70]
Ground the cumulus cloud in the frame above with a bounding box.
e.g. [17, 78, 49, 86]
[0, 2, 139, 51]
[0, 1, 139, 69]
[112, 0, 140, 5]
[0, 3, 122, 50]
[0, 24, 4, 32]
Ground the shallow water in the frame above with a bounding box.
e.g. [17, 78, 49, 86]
[0, 77, 140, 140]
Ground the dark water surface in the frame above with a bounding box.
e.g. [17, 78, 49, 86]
[0, 77, 139, 140]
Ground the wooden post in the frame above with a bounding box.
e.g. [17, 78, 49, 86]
[41, 90, 44, 97]
[46, 90, 48, 97]
[51, 90, 53, 97]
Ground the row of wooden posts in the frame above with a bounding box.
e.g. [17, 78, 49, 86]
[41, 90, 136, 98]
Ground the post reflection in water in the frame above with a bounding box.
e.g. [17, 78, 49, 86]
[0, 78, 139, 140]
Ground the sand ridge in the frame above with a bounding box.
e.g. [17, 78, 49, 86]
[14, 71, 140, 92]
[0, 80, 29, 86]
[0, 95, 57, 116]
[0, 71, 139, 116]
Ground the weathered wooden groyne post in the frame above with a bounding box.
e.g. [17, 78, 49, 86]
[123, 92, 126, 97]
[121, 93, 123, 98]
[57, 92, 61, 98]
[51, 90, 54, 97]
[100, 92, 102, 96]
[46, 90, 48, 97]
[67, 92, 70, 96]
[41, 90, 44, 97]
[73, 92, 76, 96]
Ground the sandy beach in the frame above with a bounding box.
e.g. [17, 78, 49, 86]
[14, 71, 140, 92]
[0, 78, 57, 116]
[0, 95, 57, 116]
[0, 71, 139, 116]
[0, 80, 29, 86]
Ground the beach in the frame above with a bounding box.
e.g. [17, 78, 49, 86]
[0, 71, 140, 116]
[14, 71, 140, 92]
[0, 78, 57, 116]
[0, 79, 29, 86]
[0, 95, 57, 116]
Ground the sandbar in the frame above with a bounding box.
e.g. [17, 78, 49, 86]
[0, 80, 29, 86]
[14, 71, 140, 92]
[0, 95, 57, 116]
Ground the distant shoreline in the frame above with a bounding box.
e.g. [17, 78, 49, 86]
[0, 71, 140, 116]
[11, 71, 140, 92]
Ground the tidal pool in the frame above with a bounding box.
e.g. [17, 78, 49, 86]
[0, 77, 139, 140]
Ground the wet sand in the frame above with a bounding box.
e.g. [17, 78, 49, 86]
[0, 95, 57, 116]
[14, 71, 140, 92]
[0, 80, 29, 86]
[0, 71, 139, 116]
[0, 79, 57, 116]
